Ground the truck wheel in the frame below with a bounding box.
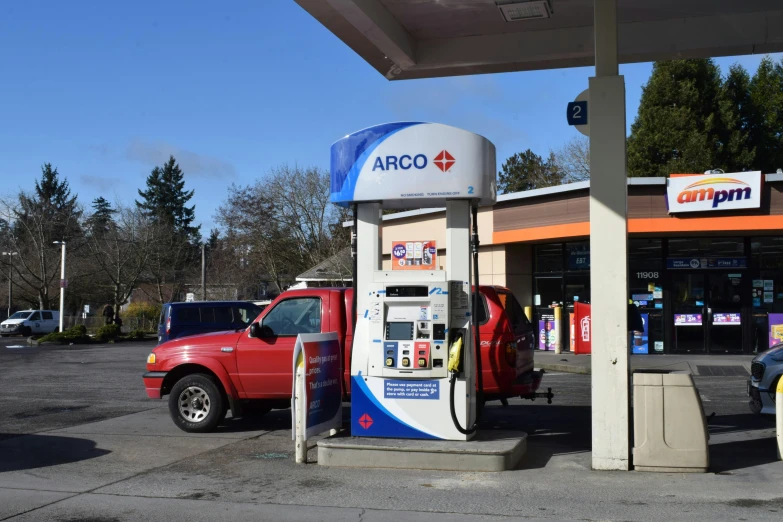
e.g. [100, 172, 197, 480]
[21, 326, 32, 336]
[168, 374, 225, 433]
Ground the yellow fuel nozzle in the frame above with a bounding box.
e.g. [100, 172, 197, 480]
[447, 336, 463, 373]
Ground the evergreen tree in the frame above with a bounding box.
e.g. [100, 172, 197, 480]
[17, 164, 81, 240]
[717, 64, 755, 172]
[9, 164, 82, 309]
[136, 155, 200, 242]
[85, 196, 117, 236]
[207, 228, 220, 251]
[628, 59, 723, 176]
[498, 150, 563, 193]
[748, 57, 783, 173]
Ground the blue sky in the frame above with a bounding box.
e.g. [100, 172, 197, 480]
[0, 1, 780, 235]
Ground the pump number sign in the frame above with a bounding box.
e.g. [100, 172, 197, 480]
[392, 240, 437, 270]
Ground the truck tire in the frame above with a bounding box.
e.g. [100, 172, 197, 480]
[168, 374, 225, 433]
[21, 326, 31, 336]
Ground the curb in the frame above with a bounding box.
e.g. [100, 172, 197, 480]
[537, 362, 591, 375]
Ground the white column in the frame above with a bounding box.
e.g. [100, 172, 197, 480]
[446, 200, 475, 433]
[355, 203, 382, 317]
[590, 0, 630, 471]
[59, 242, 66, 332]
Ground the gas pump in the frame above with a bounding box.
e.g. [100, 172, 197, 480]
[330, 122, 496, 441]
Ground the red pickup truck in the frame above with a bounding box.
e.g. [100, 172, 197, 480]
[143, 286, 542, 432]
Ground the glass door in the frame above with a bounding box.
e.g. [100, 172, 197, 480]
[671, 273, 707, 353]
[707, 272, 744, 353]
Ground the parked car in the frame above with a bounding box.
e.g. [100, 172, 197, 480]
[157, 301, 263, 345]
[143, 286, 542, 433]
[748, 343, 783, 414]
[0, 310, 60, 337]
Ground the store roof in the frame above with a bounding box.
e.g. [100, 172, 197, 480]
[341, 173, 783, 226]
[294, 0, 783, 80]
[296, 247, 353, 281]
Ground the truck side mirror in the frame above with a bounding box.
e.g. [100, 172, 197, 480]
[250, 322, 275, 338]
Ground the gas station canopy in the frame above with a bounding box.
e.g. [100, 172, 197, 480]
[294, 0, 783, 80]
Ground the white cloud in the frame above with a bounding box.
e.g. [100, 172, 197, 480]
[125, 139, 237, 180]
[80, 174, 114, 192]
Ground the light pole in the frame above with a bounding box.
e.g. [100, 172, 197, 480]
[1, 251, 17, 318]
[53, 241, 66, 332]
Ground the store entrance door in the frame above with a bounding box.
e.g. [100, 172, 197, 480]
[672, 272, 745, 353]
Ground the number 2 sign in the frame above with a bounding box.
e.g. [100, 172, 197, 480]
[567, 89, 589, 137]
[567, 101, 587, 125]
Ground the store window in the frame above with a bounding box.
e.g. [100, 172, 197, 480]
[534, 243, 563, 273]
[535, 277, 562, 308]
[668, 237, 744, 258]
[566, 242, 590, 271]
[565, 274, 590, 306]
[751, 237, 783, 352]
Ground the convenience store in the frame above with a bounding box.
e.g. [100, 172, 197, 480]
[373, 171, 783, 355]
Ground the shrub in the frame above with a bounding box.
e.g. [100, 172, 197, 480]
[39, 324, 90, 344]
[125, 302, 162, 330]
[127, 329, 147, 341]
[95, 323, 122, 342]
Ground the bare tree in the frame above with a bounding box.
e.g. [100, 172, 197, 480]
[216, 165, 350, 291]
[553, 135, 590, 183]
[84, 204, 158, 316]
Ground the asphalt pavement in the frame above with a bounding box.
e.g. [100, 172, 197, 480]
[0, 338, 780, 521]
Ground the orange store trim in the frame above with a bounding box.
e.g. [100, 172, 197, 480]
[493, 216, 783, 244]
[493, 222, 590, 243]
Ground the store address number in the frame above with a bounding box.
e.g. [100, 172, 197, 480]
[636, 271, 659, 279]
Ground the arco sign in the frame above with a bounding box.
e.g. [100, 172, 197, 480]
[666, 171, 762, 213]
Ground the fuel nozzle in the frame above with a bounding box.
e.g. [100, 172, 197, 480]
[447, 335, 463, 375]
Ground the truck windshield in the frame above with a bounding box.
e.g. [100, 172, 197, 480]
[8, 312, 31, 320]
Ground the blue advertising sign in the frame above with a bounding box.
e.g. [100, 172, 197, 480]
[632, 313, 649, 354]
[384, 380, 440, 400]
[667, 257, 747, 269]
[291, 333, 343, 440]
[568, 248, 590, 270]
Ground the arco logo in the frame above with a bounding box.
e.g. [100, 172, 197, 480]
[433, 150, 455, 172]
[676, 178, 752, 209]
[371, 150, 456, 172]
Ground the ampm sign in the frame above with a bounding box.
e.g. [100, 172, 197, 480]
[666, 171, 762, 213]
[329, 122, 496, 209]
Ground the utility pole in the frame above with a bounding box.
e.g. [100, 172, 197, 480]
[53, 241, 66, 331]
[201, 243, 206, 301]
[2, 251, 17, 318]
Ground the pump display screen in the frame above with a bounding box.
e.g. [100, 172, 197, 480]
[386, 322, 414, 340]
[385, 286, 428, 298]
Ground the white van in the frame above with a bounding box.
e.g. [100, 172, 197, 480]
[0, 310, 60, 336]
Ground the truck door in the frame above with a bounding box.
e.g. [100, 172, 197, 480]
[235, 296, 323, 397]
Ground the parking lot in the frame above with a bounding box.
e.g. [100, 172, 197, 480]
[0, 337, 781, 521]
